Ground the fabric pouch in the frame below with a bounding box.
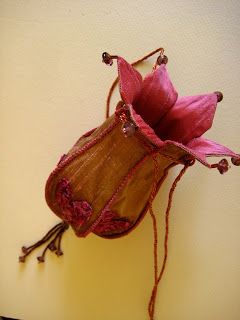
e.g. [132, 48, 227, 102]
[20, 48, 240, 320]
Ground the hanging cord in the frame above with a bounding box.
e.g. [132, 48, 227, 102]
[148, 161, 191, 320]
[148, 153, 161, 287]
[103, 48, 165, 119]
[19, 221, 69, 263]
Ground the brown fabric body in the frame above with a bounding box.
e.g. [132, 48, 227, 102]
[45, 105, 187, 238]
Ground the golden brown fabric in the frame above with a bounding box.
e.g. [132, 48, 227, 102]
[45, 105, 187, 238]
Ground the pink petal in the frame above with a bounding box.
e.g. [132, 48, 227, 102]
[163, 140, 209, 167]
[187, 137, 239, 158]
[161, 137, 239, 169]
[154, 93, 218, 144]
[133, 65, 178, 127]
[117, 57, 142, 105]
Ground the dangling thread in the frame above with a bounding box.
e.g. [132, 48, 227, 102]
[148, 163, 190, 320]
[104, 48, 165, 119]
[19, 221, 69, 263]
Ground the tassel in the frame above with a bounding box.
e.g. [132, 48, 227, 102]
[19, 221, 69, 263]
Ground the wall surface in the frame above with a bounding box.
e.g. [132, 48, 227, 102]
[0, 1, 240, 320]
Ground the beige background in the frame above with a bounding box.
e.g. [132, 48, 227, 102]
[0, 1, 240, 320]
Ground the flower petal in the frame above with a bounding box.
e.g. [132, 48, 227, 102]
[162, 140, 210, 167]
[160, 137, 239, 170]
[133, 65, 178, 127]
[117, 57, 142, 105]
[187, 137, 239, 158]
[154, 93, 218, 144]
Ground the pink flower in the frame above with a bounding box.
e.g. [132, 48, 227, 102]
[114, 55, 240, 170]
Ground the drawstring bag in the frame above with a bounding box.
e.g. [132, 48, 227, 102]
[19, 48, 240, 320]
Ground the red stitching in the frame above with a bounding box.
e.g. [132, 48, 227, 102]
[45, 118, 118, 209]
[81, 152, 156, 237]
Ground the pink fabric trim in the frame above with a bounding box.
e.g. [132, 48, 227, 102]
[117, 57, 142, 104]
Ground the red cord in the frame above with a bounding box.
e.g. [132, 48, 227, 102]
[148, 163, 189, 320]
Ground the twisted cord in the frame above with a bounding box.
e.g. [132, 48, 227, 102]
[148, 164, 189, 320]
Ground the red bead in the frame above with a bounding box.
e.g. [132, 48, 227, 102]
[231, 157, 240, 166]
[102, 52, 113, 66]
[37, 256, 45, 263]
[21, 246, 28, 254]
[122, 121, 136, 137]
[56, 250, 63, 256]
[214, 91, 223, 102]
[217, 159, 229, 174]
[19, 256, 25, 263]
[49, 243, 57, 251]
[157, 55, 168, 65]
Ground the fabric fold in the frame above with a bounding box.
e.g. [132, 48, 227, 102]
[117, 57, 142, 105]
[154, 93, 218, 144]
[133, 65, 178, 127]
[187, 137, 239, 158]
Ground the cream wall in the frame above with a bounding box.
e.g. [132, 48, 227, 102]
[0, 1, 240, 320]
